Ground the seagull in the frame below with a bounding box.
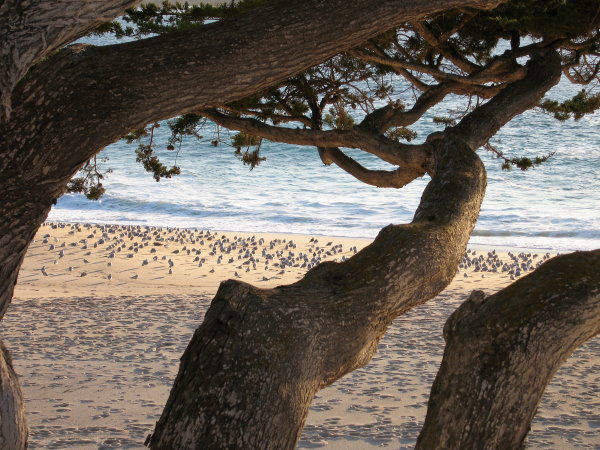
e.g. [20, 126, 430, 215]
[41, 266, 48, 276]
[107, 274, 112, 280]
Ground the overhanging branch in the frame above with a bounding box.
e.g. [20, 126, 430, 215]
[5, 0, 506, 180]
[318, 147, 423, 188]
[201, 109, 433, 171]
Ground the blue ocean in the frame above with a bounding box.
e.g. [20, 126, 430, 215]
[49, 37, 600, 252]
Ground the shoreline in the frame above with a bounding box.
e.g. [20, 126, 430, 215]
[43, 219, 590, 253]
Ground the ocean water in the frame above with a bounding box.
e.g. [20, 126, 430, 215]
[49, 37, 600, 252]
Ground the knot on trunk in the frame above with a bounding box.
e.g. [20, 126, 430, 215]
[443, 289, 487, 341]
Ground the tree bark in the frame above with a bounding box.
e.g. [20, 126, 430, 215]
[0, 170, 57, 449]
[0, 0, 141, 119]
[0, 343, 27, 449]
[417, 250, 600, 449]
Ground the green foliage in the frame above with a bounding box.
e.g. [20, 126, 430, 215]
[231, 133, 265, 169]
[124, 128, 148, 143]
[231, 132, 261, 149]
[486, 142, 555, 171]
[433, 116, 457, 127]
[167, 113, 204, 145]
[236, 148, 266, 169]
[66, 156, 110, 200]
[431, 0, 600, 62]
[386, 127, 417, 142]
[324, 107, 355, 130]
[540, 90, 600, 121]
[135, 144, 181, 181]
[81, 0, 599, 199]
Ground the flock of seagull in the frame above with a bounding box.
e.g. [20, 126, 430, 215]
[34, 222, 553, 284]
[36, 222, 360, 282]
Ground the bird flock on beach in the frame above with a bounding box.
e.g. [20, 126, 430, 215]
[33, 222, 554, 285]
[459, 248, 553, 279]
[34, 222, 360, 282]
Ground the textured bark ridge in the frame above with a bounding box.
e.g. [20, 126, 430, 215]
[147, 136, 487, 448]
[417, 250, 600, 449]
[0, 343, 27, 449]
[0, 0, 141, 119]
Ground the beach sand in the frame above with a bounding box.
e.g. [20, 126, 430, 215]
[3, 222, 598, 448]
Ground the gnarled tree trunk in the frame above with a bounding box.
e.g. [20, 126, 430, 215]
[147, 135, 487, 448]
[417, 250, 600, 449]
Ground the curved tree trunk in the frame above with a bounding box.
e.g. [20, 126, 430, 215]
[147, 135, 487, 448]
[417, 250, 600, 449]
[147, 49, 562, 449]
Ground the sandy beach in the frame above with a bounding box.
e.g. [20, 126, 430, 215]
[3, 222, 598, 448]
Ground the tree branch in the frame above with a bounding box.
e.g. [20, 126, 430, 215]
[201, 109, 433, 171]
[360, 83, 453, 132]
[411, 19, 481, 73]
[221, 105, 313, 128]
[318, 147, 423, 188]
[148, 135, 487, 448]
[3, 0, 506, 181]
[451, 49, 562, 149]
